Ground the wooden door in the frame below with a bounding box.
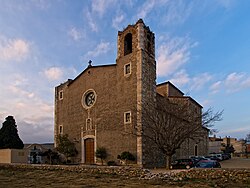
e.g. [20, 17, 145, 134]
[84, 138, 94, 164]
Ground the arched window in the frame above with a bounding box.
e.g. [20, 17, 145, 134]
[124, 33, 132, 55]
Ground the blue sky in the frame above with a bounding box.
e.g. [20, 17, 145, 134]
[0, 0, 250, 143]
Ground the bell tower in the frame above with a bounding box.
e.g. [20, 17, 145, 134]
[116, 19, 156, 166]
[117, 19, 155, 60]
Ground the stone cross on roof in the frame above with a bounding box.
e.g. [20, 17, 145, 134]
[88, 60, 92, 68]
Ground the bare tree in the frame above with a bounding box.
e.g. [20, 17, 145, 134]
[245, 133, 250, 158]
[246, 133, 250, 142]
[139, 94, 223, 169]
[202, 107, 223, 135]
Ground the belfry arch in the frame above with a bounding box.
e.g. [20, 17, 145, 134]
[124, 33, 132, 56]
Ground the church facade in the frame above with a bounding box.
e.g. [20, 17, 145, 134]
[54, 19, 208, 167]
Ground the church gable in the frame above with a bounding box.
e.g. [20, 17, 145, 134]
[67, 64, 117, 87]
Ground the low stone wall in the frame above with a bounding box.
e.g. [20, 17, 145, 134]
[142, 168, 250, 182]
[0, 163, 250, 184]
[0, 164, 149, 178]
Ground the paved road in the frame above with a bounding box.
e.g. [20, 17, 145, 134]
[220, 157, 250, 168]
[150, 157, 250, 173]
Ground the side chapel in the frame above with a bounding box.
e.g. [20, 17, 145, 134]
[54, 19, 208, 167]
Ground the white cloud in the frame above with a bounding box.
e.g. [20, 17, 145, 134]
[44, 67, 63, 81]
[208, 72, 250, 94]
[219, 126, 250, 139]
[163, 0, 193, 25]
[112, 13, 125, 30]
[210, 81, 222, 94]
[242, 77, 250, 88]
[136, 0, 192, 25]
[170, 69, 190, 86]
[0, 72, 55, 143]
[68, 27, 85, 41]
[137, 0, 170, 19]
[0, 96, 54, 143]
[86, 10, 98, 32]
[200, 99, 213, 107]
[0, 37, 30, 62]
[0, 87, 54, 142]
[173, 71, 250, 95]
[137, 0, 156, 19]
[225, 72, 245, 92]
[156, 36, 197, 77]
[216, 0, 236, 9]
[8, 85, 35, 99]
[2, 0, 51, 12]
[86, 0, 119, 32]
[18, 118, 54, 143]
[31, 0, 51, 10]
[170, 70, 212, 91]
[4, 74, 35, 100]
[86, 41, 111, 58]
[0, 80, 54, 143]
[91, 0, 117, 16]
[225, 72, 244, 84]
[0, 64, 71, 143]
[12, 74, 29, 86]
[191, 73, 212, 91]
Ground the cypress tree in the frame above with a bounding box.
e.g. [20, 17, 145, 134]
[0, 116, 24, 149]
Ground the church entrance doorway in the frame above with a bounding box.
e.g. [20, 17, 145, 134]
[84, 138, 94, 164]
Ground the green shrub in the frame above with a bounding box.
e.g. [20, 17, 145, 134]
[56, 134, 78, 163]
[118, 151, 135, 161]
[95, 147, 107, 165]
[107, 161, 116, 166]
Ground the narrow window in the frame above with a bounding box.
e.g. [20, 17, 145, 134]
[59, 125, 63, 134]
[124, 111, 131, 124]
[86, 118, 92, 130]
[124, 63, 131, 76]
[147, 33, 151, 53]
[59, 90, 63, 100]
[124, 33, 132, 56]
[194, 145, 198, 156]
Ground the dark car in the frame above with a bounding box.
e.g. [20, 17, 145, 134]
[195, 160, 221, 168]
[171, 159, 195, 169]
[205, 156, 221, 162]
[222, 153, 231, 160]
[190, 156, 207, 164]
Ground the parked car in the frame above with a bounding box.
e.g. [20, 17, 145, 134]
[195, 160, 221, 168]
[222, 153, 231, 160]
[171, 159, 195, 169]
[189, 156, 207, 164]
[205, 156, 221, 162]
[209, 153, 223, 161]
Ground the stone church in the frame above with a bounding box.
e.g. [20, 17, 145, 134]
[54, 19, 208, 167]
